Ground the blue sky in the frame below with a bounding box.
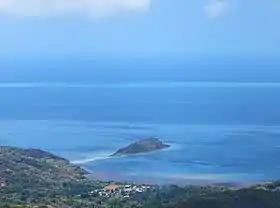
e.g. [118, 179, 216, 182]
[1, 0, 280, 60]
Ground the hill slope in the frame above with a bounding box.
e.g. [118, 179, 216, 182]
[0, 146, 105, 207]
[0, 146, 87, 185]
[138, 182, 280, 208]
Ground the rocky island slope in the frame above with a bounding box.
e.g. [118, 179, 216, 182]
[111, 138, 170, 156]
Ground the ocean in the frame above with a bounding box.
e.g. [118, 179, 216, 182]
[1, 81, 280, 185]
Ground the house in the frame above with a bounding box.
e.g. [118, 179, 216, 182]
[104, 184, 120, 191]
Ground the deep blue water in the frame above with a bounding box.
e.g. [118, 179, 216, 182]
[1, 82, 280, 184]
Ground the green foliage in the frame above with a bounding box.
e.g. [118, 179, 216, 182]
[2, 146, 280, 208]
[139, 184, 280, 208]
[0, 146, 106, 207]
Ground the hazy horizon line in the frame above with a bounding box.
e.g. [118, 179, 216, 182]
[1, 81, 280, 88]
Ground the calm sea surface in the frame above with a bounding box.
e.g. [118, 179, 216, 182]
[1, 82, 280, 184]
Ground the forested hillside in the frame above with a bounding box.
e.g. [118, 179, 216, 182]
[1, 146, 280, 208]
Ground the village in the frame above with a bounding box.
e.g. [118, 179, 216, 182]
[88, 184, 152, 198]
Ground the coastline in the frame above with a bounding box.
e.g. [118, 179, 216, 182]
[84, 169, 263, 188]
[71, 142, 176, 164]
[71, 145, 264, 188]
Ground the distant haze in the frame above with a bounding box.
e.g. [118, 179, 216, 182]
[1, 56, 280, 83]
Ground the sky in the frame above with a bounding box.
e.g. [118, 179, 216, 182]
[1, 0, 280, 59]
[1, 0, 280, 83]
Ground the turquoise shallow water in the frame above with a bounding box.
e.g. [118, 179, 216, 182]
[1, 82, 280, 184]
[1, 120, 280, 184]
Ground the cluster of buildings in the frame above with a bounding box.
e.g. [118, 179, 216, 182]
[89, 184, 151, 198]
